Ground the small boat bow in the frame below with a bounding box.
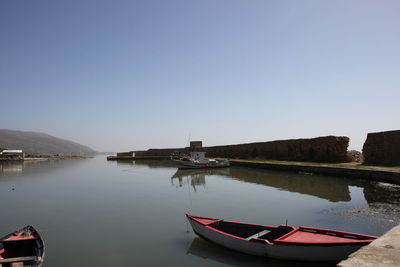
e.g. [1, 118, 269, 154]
[0, 226, 45, 267]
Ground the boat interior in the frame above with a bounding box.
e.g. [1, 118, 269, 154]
[210, 221, 295, 242]
[0, 232, 39, 267]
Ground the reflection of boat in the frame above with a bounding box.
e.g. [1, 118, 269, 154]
[172, 151, 229, 169]
[171, 168, 230, 179]
[171, 168, 231, 191]
[0, 226, 45, 267]
[186, 214, 376, 262]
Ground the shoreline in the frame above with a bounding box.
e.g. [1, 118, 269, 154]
[24, 156, 87, 161]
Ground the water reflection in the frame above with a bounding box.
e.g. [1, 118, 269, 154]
[361, 182, 400, 205]
[171, 166, 351, 202]
[228, 167, 351, 202]
[0, 162, 23, 173]
[0, 160, 84, 177]
[187, 237, 335, 267]
[114, 159, 177, 168]
[1, 157, 399, 266]
[117, 159, 400, 206]
[171, 169, 230, 191]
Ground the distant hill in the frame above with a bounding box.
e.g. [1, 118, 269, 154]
[0, 129, 96, 157]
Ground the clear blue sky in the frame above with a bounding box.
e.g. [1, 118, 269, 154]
[1, 0, 399, 152]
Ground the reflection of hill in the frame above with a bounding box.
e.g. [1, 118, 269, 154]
[228, 167, 351, 202]
[187, 237, 334, 267]
[0, 159, 85, 178]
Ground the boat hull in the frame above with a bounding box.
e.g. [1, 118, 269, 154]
[176, 161, 230, 170]
[187, 215, 375, 262]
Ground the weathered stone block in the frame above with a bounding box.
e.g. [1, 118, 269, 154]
[205, 136, 349, 163]
[363, 130, 400, 166]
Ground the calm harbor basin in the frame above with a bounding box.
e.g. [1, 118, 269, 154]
[1, 157, 399, 267]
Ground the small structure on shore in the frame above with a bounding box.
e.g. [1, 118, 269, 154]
[0, 150, 25, 161]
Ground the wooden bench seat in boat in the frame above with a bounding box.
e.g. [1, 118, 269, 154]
[247, 230, 271, 239]
[0, 256, 37, 263]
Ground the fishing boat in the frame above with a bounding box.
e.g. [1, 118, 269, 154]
[176, 159, 230, 169]
[0, 226, 44, 267]
[172, 151, 229, 169]
[186, 214, 377, 262]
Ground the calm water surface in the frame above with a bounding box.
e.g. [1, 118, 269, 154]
[1, 157, 399, 266]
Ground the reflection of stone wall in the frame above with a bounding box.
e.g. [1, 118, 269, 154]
[133, 136, 349, 163]
[228, 167, 351, 202]
[206, 136, 349, 163]
[363, 130, 400, 166]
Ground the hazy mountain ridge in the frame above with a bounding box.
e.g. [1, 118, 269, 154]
[0, 129, 96, 156]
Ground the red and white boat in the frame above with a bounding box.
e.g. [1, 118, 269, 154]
[186, 214, 377, 262]
[0, 226, 45, 267]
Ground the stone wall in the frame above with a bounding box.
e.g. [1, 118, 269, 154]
[116, 151, 134, 157]
[205, 136, 349, 163]
[363, 130, 400, 166]
[133, 136, 349, 163]
[134, 148, 188, 157]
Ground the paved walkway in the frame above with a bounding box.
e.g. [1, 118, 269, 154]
[338, 224, 400, 267]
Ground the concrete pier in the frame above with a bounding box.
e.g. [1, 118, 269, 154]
[228, 160, 400, 185]
[338, 224, 400, 267]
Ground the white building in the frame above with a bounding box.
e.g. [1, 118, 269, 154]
[0, 150, 25, 159]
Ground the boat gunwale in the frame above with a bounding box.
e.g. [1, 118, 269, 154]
[186, 214, 284, 245]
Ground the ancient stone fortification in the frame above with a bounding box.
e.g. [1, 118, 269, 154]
[134, 136, 349, 163]
[205, 136, 349, 162]
[363, 130, 400, 166]
[134, 148, 186, 157]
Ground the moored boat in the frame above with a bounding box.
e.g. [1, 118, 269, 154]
[186, 214, 377, 262]
[171, 151, 229, 169]
[0, 226, 44, 267]
[176, 159, 230, 169]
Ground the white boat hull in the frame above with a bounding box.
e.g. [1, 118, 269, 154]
[176, 160, 230, 169]
[188, 219, 367, 261]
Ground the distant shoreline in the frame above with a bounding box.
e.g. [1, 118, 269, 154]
[0, 156, 89, 162]
[24, 156, 88, 161]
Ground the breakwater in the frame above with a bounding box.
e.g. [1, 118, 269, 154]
[133, 136, 349, 163]
[205, 136, 348, 162]
[229, 160, 400, 185]
[363, 130, 400, 166]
